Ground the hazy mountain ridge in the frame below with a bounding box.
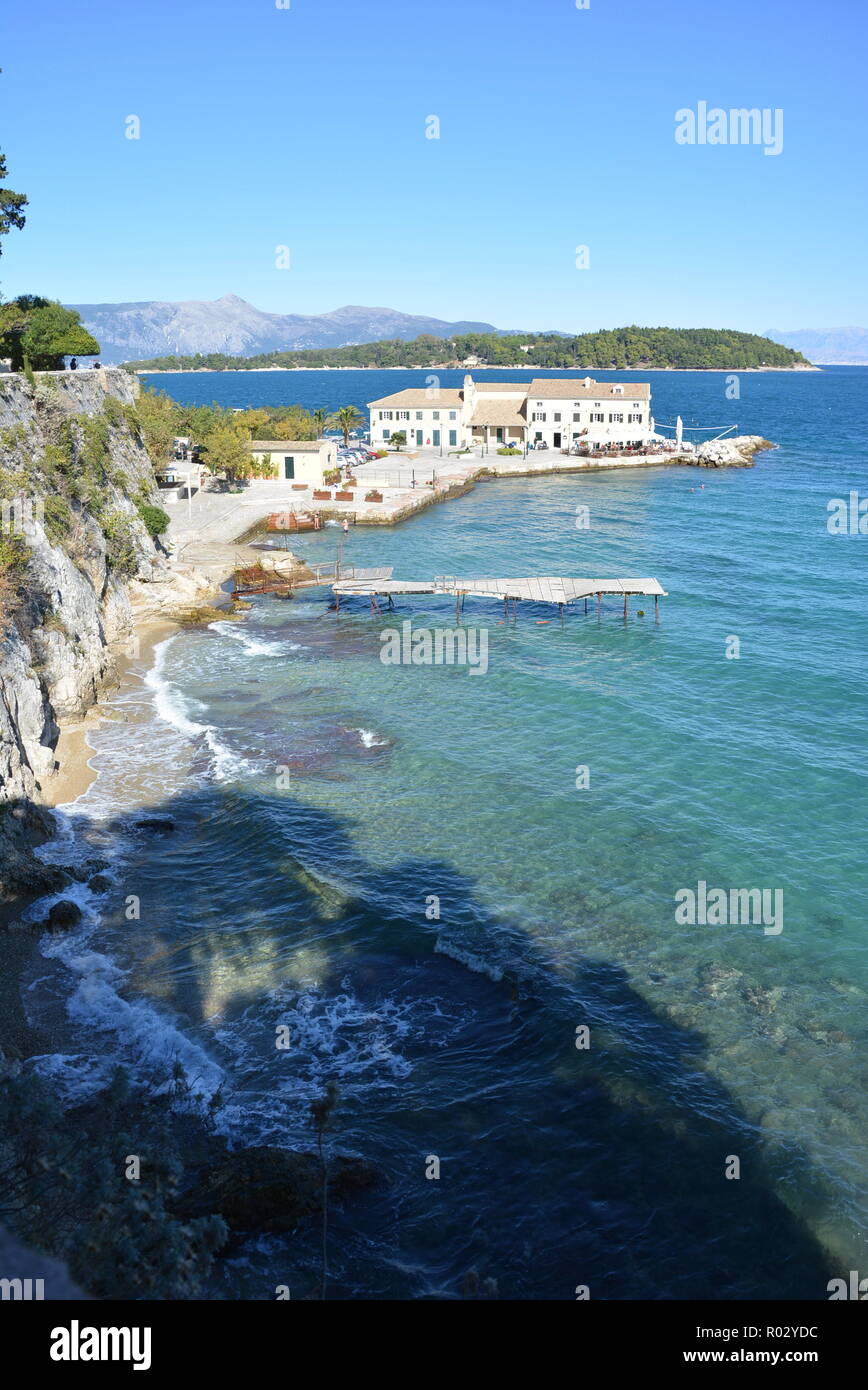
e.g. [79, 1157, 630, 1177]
[67, 294, 507, 363]
[764, 327, 868, 364]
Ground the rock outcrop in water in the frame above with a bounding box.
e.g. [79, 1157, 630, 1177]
[691, 435, 773, 467]
[174, 1144, 380, 1238]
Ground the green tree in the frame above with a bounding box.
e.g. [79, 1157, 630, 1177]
[312, 407, 328, 438]
[201, 424, 254, 483]
[326, 404, 365, 446]
[0, 150, 27, 254]
[0, 297, 100, 370]
[390, 430, 407, 451]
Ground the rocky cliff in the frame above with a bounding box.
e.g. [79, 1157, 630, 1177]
[0, 369, 181, 897]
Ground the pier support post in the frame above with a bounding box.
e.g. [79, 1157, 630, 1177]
[623, 593, 628, 620]
[655, 594, 659, 624]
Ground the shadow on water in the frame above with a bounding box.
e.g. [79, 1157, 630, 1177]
[42, 782, 836, 1301]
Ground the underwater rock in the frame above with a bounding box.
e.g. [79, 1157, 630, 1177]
[800, 1019, 851, 1048]
[176, 1145, 379, 1235]
[696, 961, 742, 997]
[742, 984, 779, 1015]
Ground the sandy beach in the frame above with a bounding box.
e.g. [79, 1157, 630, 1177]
[43, 617, 180, 809]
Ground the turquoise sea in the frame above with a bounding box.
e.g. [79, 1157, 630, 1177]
[29, 367, 868, 1299]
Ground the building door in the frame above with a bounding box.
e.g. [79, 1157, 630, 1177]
[496, 428, 503, 443]
[432, 430, 440, 447]
[283, 456, 295, 479]
[416, 429, 423, 446]
[449, 430, 457, 446]
[553, 433, 561, 448]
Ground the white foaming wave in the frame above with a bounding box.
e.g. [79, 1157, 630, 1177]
[23, 874, 103, 929]
[213, 985, 416, 1146]
[349, 726, 390, 749]
[434, 936, 505, 982]
[208, 620, 302, 657]
[40, 935, 224, 1108]
[33, 805, 81, 863]
[27, 1052, 122, 1107]
[145, 634, 250, 782]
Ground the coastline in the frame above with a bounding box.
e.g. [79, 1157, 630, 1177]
[43, 617, 181, 810]
[136, 363, 822, 375]
[0, 615, 183, 1064]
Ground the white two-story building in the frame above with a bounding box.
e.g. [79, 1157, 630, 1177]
[369, 375, 653, 452]
[366, 388, 469, 451]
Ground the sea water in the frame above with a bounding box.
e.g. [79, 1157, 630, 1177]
[25, 367, 868, 1299]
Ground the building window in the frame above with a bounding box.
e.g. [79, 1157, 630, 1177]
[383, 428, 391, 439]
[398, 411, 409, 420]
[591, 412, 604, 423]
[283, 456, 295, 480]
[609, 413, 624, 423]
[572, 412, 581, 422]
[448, 410, 457, 420]
[433, 410, 440, 420]
[532, 411, 546, 422]
[415, 411, 423, 420]
[628, 413, 643, 423]
[553, 412, 561, 422]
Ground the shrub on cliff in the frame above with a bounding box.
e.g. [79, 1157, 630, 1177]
[101, 509, 140, 576]
[0, 534, 28, 628]
[136, 502, 170, 538]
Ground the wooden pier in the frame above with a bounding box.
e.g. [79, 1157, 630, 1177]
[331, 573, 667, 619]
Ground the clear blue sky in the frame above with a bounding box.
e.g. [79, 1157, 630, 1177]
[2, 0, 865, 331]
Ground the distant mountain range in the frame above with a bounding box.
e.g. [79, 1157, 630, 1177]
[67, 294, 864, 366]
[764, 327, 868, 364]
[67, 295, 520, 364]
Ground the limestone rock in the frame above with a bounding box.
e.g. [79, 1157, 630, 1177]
[693, 435, 773, 468]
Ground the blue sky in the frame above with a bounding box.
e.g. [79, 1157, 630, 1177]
[2, 0, 865, 331]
